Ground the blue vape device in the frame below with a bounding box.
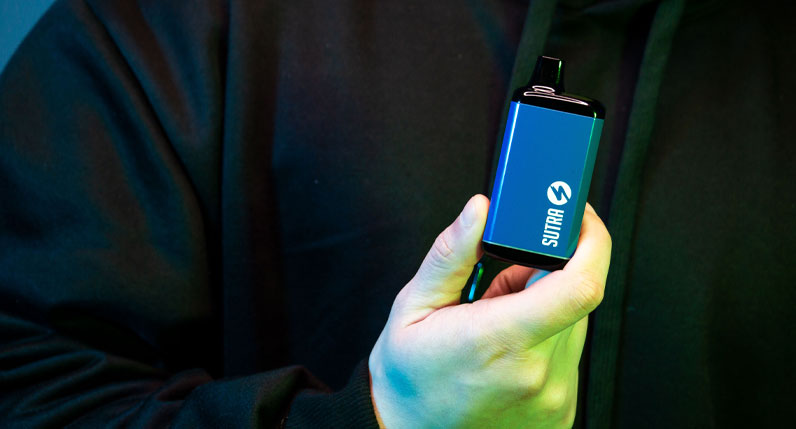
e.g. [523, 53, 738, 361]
[483, 56, 605, 270]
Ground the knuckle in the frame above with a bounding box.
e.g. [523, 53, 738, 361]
[574, 272, 605, 313]
[538, 382, 571, 417]
[517, 360, 551, 397]
[429, 229, 456, 267]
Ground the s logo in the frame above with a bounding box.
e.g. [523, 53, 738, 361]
[547, 181, 571, 206]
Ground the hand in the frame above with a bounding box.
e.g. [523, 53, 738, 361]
[368, 195, 611, 428]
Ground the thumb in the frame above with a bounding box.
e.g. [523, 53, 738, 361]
[402, 194, 489, 314]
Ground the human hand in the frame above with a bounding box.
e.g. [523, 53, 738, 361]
[368, 195, 611, 428]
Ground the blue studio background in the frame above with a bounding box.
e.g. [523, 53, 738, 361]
[1, 0, 55, 72]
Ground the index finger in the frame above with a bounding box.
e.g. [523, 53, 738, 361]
[468, 203, 612, 346]
[563, 202, 612, 283]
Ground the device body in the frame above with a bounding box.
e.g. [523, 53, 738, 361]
[483, 57, 605, 270]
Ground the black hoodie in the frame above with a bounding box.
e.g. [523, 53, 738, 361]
[0, 0, 793, 427]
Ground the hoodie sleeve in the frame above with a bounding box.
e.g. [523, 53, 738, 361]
[0, 0, 378, 427]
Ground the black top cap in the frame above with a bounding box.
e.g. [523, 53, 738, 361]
[530, 56, 565, 93]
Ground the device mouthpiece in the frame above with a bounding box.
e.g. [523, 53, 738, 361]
[530, 56, 565, 94]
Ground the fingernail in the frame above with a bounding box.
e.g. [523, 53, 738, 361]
[461, 197, 479, 229]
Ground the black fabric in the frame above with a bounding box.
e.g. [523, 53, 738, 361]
[585, 0, 686, 426]
[0, 0, 383, 425]
[537, 0, 796, 427]
[285, 361, 376, 429]
[0, 0, 523, 427]
[1, 0, 794, 427]
[610, 3, 796, 426]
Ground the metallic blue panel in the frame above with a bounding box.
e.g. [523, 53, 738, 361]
[484, 102, 603, 259]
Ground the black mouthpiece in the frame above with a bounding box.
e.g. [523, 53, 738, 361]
[530, 56, 565, 93]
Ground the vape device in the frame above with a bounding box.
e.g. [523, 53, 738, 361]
[483, 56, 605, 271]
